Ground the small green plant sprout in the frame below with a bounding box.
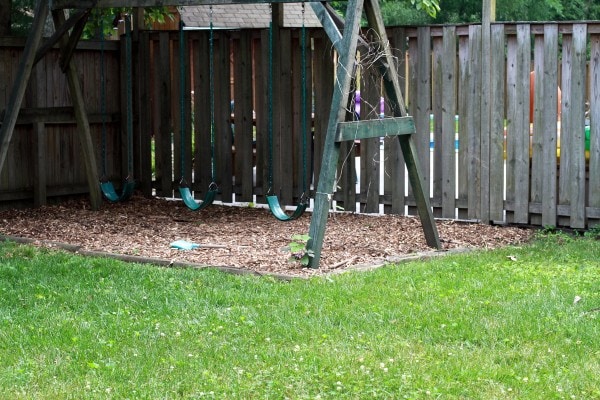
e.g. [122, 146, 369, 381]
[287, 234, 314, 267]
[584, 224, 600, 240]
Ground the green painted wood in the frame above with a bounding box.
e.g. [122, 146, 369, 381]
[307, 0, 365, 268]
[336, 117, 415, 142]
[309, 3, 343, 53]
[308, 0, 440, 267]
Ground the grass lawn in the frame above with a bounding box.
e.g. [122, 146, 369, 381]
[0, 231, 599, 399]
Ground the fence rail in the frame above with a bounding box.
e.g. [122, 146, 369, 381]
[0, 22, 598, 229]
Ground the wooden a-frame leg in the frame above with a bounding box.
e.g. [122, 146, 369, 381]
[307, 0, 440, 268]
[52, 9, 102, 210]
[399, 135, 441, 248]
[307, 0, 366, 268]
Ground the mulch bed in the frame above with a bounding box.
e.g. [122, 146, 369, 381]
[0, 196, 534, 277]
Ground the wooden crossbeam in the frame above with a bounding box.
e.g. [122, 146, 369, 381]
[335, 117, 415, 142]
[51, 0, 329, 9]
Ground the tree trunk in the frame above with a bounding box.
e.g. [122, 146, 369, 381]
[0, 0, 11, 35]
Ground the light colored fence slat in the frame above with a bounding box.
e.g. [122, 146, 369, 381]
[489, 24, 505, 222]
[568, 24, 588, 228]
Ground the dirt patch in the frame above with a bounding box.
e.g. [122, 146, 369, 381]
[0, 196, 534, 277]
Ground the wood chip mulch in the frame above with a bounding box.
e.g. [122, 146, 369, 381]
[0, 196, 534, 277]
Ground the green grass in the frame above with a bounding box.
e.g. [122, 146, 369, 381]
[0, 232, 599, 399]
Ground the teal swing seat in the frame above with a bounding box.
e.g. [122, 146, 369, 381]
[101, 178, 136, 203]
[179, 181, 218, 211]
[266, 194, 308, 221]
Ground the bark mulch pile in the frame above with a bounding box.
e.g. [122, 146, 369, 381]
[0, 196, 534, 277]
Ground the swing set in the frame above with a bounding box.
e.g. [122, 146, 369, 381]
[0, 0, 441, 268]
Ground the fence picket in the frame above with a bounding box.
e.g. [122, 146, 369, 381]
[0, 23, 596, 230]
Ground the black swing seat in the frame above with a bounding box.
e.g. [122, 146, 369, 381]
[179, 180, 218, 211]
[266, 193, 308, 221]
[100, 177, 135, 203]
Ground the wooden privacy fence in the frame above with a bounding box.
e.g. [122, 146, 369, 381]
[397, 22, 599, 229]
[137, 27, 331, 208]
[1, 22, 598, 230]
[0, 37, 122, 206]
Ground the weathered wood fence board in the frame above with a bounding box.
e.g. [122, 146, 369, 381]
[1, 22, 599, 230]
[590, 33, 600, 224]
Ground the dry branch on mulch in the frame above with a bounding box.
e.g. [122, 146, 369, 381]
[0, 196, 534, 277]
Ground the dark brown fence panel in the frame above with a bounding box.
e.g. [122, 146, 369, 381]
[0, 39, 121, 207]
[232, 30, 255, 203]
